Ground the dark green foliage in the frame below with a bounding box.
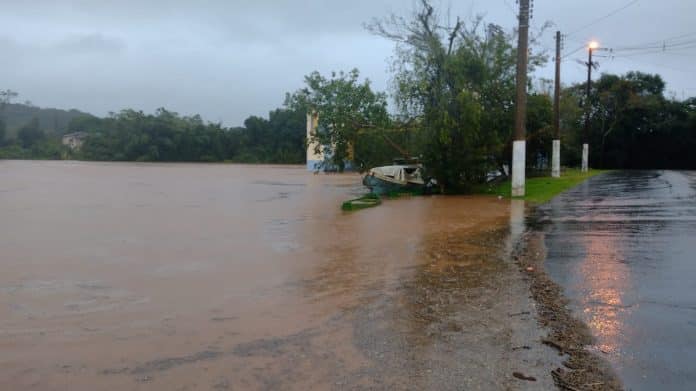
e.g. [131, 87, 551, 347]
[353, 125, 424, 172]
[0, 89, 18, 143]
[74, 107, 306, 163]
[237, 108, 306, 164]
[0, 85, 310, 163]
[562, 71, 696, 169]
[286, 69, 390, 172]
[0, 138, 67, 160]
[1, 103, 90, 138]
[525, 93, 554, 169]
[17, 118, 45, 148]
[368, 0, 548, 191]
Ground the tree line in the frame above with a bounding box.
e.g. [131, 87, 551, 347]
[562, 72, 696, 169]
[0, 100, 307, 164]
[72, 108, 306, 163]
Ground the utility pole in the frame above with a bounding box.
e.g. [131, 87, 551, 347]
[512, 0, 530, 197]
[551, 31, 561, 178]
[582, 42, 598, 172]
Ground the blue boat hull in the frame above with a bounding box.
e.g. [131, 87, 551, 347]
[362, 175, 424, 195]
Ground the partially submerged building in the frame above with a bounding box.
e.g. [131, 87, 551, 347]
[305, 112, 353, 172]
[306, 112, 323, 171]
[61, 132, 88, 150]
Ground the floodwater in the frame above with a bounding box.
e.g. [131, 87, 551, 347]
[0, 161, 557, 390]
[538, 170, 696, 390]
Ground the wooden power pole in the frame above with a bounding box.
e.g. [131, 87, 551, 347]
[552, 31, 561, 178]
[582, 43, 596, 172]
[512, 0, 530, 197]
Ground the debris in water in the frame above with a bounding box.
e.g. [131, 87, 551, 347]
[513, 372, 537, 381]
[509, 311, 531, 317]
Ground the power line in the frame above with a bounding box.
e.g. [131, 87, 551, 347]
[561, 31, 696, 64]
[605, 39, 696, 61]
[610, 55, 695, 74]
[613, 38, 696, 52]
[611, 32, 696, 51]
[613, 46, 696, 58]
[643, 51, 696, 58]
[562, 44, 586, 59]
[567, 0, 640, 37]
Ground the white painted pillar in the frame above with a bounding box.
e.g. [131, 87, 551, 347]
[306, 112, 321, 171]
[551, 139, 561, 178]
[581, 143, 589, 172]
[511, 140, 526, 197]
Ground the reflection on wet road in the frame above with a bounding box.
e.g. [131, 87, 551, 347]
[0, 161, 557, 390]
[538, 170, 696, 390]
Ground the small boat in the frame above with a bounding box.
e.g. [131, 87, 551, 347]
[341, 193, 381, 211]
[362, 162, 428, 195]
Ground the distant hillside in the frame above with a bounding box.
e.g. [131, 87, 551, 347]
[0, 103, 94, 140]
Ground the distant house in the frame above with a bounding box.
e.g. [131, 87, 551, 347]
[61, 132, 88, 150]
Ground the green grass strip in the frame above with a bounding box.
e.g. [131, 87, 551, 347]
[474, 169, 609, 204]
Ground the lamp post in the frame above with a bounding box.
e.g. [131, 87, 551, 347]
[552, 31, 562, 178]
[582, 41, 599, 172]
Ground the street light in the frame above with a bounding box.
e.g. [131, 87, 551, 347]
[582, 40, 599, 172]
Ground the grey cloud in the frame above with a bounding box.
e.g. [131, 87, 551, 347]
[0, 0, 694, 126]
[54, 33, 126, 54]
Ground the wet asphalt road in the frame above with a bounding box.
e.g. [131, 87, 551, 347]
[537, 171, 696, 390]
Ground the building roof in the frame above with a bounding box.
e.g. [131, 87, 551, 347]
[62, 132, 89, 139]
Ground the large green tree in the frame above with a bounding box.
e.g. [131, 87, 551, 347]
[286, 69, 390, 171]
[368, 0, 547, 190]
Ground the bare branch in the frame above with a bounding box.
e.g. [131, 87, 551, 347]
[447, 17, 462, 56]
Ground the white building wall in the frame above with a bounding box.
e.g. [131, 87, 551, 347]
[306, 112, 323, 171]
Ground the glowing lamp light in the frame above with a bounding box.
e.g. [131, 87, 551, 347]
[588, 41, 600, 50]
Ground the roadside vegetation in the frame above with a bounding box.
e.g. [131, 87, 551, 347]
[2, 0, 695, 192]
[475, 169, 607, 204]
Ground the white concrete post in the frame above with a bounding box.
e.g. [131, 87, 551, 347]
[551, 139, 561, 178]
[581, 143, 589, 172]
[511, 140, 526, 197]
[511, 0, 530, 197]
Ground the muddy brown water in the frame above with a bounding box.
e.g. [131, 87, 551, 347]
[0, 161, 556, 390]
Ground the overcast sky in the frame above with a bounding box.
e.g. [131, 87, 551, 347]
[2, 0, 695, 126]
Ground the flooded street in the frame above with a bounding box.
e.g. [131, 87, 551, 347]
[538, 171, 696, 390]
[0, 161, 557, 390]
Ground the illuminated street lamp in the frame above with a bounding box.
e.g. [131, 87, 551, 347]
[582, 40, 599, 172]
